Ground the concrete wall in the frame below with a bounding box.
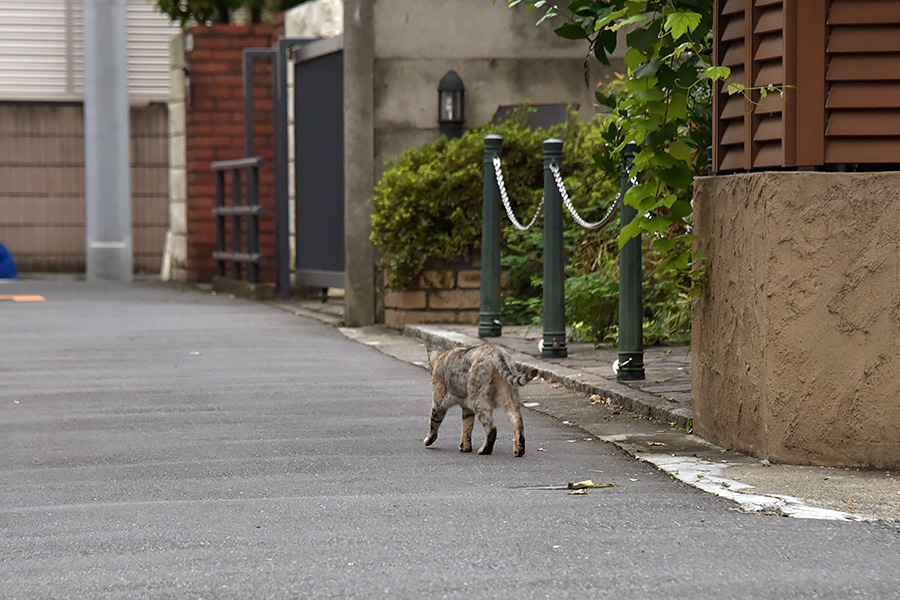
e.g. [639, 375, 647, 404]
[692, 172, 900, 469]
[164, 34, 188, 282]
[344, 0, 620, 325]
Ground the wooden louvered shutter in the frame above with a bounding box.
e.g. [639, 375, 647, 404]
[714, 0, 900, 171]
[824, 0, 900, 163]
[713, 0, 747, 171]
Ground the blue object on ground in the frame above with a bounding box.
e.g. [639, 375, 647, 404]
[0, 243, 18, 279]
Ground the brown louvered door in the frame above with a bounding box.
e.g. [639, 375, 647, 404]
[824, 0, 900, 164]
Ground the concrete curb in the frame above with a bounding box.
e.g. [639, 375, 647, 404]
[404, 324, 692, 430]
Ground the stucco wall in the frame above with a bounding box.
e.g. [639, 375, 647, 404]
[692, 172, 900, 469]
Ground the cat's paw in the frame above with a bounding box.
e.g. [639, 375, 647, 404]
[424, 434, 437, 447]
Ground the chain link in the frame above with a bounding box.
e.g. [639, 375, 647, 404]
[492, 156, 544, 231]
[549, 162, 624, 230]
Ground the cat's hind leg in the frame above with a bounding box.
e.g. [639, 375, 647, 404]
[468, 361, 497, 455]
[476, 409, 497, 455]
[500, 384, 525, 457]
[459, 407, 475, 452]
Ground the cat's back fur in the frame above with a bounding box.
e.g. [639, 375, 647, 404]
[424, 343, 529, 457]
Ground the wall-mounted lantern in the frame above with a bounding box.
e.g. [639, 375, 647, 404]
[438, 70, 465, 139]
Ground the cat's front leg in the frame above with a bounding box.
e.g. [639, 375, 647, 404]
[424, 404, 447, 447]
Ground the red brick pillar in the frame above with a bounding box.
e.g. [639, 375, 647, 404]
[184, 23, 276, 283]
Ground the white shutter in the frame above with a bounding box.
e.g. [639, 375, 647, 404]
[0, 0, 74, 100]
[0, 0, 179, 103]
[127, 0, 180, 103]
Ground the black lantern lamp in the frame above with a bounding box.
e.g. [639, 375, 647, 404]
[438, 70, 465, 139]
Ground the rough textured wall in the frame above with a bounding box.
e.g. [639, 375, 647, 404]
[693, 172, 900, 468]
[0, 102, 169, 274]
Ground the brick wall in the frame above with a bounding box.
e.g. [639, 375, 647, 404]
[184, 24, 276, 283]
[384, 262, 482, 329]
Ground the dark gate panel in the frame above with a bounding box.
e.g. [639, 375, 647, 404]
[294, 43, 344, 289]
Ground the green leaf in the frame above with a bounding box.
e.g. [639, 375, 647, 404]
[598, 28, 618, 55]
[555, 22, 588, 39]
[668, 140, 692, 161]
[626, 18, 662, 52]
[618, 219, 643, 248]
[611, 13, 648, 31]
[667, 92, 688, 121]
[664, 11, 703, 41]
[633, 87, 666, 103]
[593, 8, 627, 31]
[658, 164, 694, 189]
[669, 199, 693, 219]
[727, 82, 746, 96]
[644, 216, 673, 234]
[704, 66, 731, 82]
[652, 237, 679, 253]
[624, 48, 645, 70]
[536, 7, 558, 25]
[632, 57, 663, 79]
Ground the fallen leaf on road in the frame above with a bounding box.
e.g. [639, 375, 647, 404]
[646, 442, 666, 447]
[568, 480, 617, 490]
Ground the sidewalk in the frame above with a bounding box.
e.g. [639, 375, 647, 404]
[279, 295, 900, 523]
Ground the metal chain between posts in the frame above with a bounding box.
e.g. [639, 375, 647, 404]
[549, 162, 629, 230]
[492, 156, 543, 231]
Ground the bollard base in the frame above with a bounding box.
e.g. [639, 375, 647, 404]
[616, 352, 645, 381]
[541, 333, 567, 359]
[478, 313, 502, 338]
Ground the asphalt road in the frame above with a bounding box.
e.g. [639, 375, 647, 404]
[1, 281, 898, 599]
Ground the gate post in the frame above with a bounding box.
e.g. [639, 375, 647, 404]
[479, 135, 503, 337]
[541, 138, 567, 359]
[617, 142, 645, 380]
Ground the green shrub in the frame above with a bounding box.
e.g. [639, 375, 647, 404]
[371, 108, 692, 346]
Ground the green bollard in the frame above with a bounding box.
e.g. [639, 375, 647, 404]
[479, 135, 503, 337]
[542, 138, 567, 358]
[617, 143, 645, 380]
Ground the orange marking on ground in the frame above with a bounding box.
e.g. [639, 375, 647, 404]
[0, 295, 45, 302]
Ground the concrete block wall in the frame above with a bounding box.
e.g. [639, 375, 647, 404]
[0, 102, 169, 274]
[384, 262, 482, 329]
[181, 24, 277, 283]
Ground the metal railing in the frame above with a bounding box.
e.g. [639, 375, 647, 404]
[211, 156, 265, 284]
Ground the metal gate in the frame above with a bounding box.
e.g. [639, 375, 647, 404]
[293, 38, 345, 290]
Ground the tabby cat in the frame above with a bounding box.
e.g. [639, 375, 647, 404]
[424, 344, 531, 457]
